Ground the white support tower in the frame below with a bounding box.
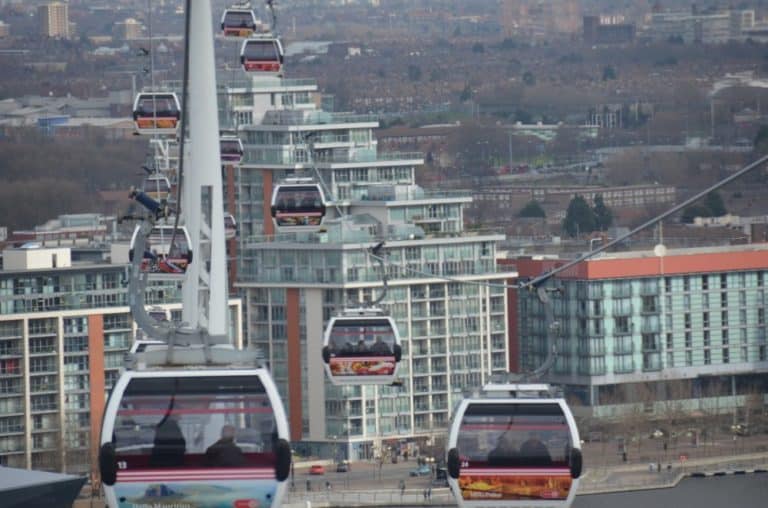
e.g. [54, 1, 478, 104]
[182, 0, 227, 337]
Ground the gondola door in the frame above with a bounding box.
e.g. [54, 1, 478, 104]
[447, 398, 582, 508]
[99, 369, 291, 508]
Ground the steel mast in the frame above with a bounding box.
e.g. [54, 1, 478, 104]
[182, 0, 227, 336]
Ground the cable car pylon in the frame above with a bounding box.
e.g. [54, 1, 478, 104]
[99, 2, 291, 507]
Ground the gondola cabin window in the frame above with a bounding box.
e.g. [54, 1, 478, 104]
[111, 376, 279, 469]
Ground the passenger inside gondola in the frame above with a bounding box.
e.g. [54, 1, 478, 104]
[488, 430, 520, 466]
[520, 431, 552, 466]
[370, 335, 392, 355]
[149, 416, 186, 467]
[205, 424, 246, 467]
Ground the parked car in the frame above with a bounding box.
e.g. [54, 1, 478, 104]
[336, 461, 350, 473]
[309, 464, 325, 475]
[409, 464, 431, 477]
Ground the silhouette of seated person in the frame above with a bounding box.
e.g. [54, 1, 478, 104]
[205, 424, 246, 467]
[370, 336, 392, 355]
[149, 416, 186, 467]
[519, 432, 552, 466]
[488, 431, 519, 467]
[300, 195, 317, 210]
[354, 339, 368, 353]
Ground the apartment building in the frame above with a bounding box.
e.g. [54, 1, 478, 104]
[38, 2, 69, 39]
[217, 73, 515, 459]
[515, 244, 768, 420]
[0, 246, 242, 474]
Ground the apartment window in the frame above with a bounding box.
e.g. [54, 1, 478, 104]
[741, 328, 747, 343]
[740, 309, 747, 325]
[703, 330, 710, 346]
[642, 296, 658, 313]
[722, 330, 729, 345]
[720, 274, 727, 289]
[703, 293, 709, 307]
[667, 352, 674, 367]
[742, 347, 748, 361]
[760, 345, 766, 361]
[335, 169, 350, 182]
[685, 332, 692, 348]
[664, 277, 672, 293]
[666, 314, 673, 330]
[758, 272, 764, 287]
[615, 316, 630, 334]
[704, 349, 711, 365]
[666, 333, 673, 349]
[721, 311, 728, 327]
[684, 313, 691, 329]
[721, 292, 728, 307]
[722, 348, 729, 364]
[686, 350, 693, 366]
[702, 275, 709, 290]
[683, 276, 690, 291]
[683, 294, 691, 310]
[702, 312, 709, 328]
[739, 291, 746, 307]
[759, 308, 765, 326]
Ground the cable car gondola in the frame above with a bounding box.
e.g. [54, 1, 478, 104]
[129, 225, 192, 276]
[270, 179, 326, 232]
[321, 308, 402, 385]
[132, 92, 181, 136]
[99, 369, 292, 508]
[142, 174, 172, 202]
[224, 213, 237, 240]
[240, 36, 284, 75]
[446, 383, 583, 508]
[220, 136, 244, 165]
[221, 8, 259, 37]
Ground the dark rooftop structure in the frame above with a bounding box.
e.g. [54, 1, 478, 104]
[0, 466, 86, 508]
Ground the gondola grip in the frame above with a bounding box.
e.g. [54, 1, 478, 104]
[99, 442, 117, 486]
[570, 448, 583, 479]
[447, 448, 461, 479]
[275, 438, 292, 482]
[321, 346, 331, 364]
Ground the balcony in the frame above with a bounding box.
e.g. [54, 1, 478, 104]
[578, 342, 606, 356]
[640, 284, 659, 296]
[614, 362, 635, 374]
[613, 340, 635, 354]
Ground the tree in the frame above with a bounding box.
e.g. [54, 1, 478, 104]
[602, 65, 617, 81]
[562, 195, 595, 237]
[593, 194, 613, 230]
[459, 83, 472, 103]
[522, 71, 536, 86]
[754, 125, 768, 154]
[681, 191, 727, 223]
[472, 42, 485, 53]
[407, 64, 422, 82]
[681, 204, 710, 223]
[518, 200, 546, 218]
[704, 191, 726, 217]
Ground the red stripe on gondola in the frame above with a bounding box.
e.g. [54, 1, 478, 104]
[460, 424, 568, 430]
[462, 468, 570, 475]
[117, 407, 273, 416]
[117, 468, 276, 481]
[117, 475, 275, 482]
[330, 356, 395, 362]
